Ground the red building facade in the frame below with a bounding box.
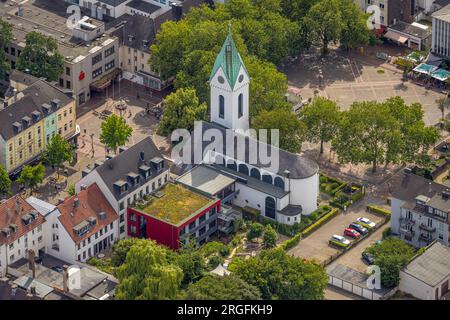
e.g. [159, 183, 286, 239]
[127, 200, 221, 250]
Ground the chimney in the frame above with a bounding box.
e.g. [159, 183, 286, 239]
[74, 196, 79, 209]
[28, 249, 36, 279]
[140, 151, 145, 161]
[15, 197, 21, 214]
[62, 265, 69, 293]
[13, 88, 17, 103]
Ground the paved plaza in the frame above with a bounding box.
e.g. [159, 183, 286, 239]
[283, 49, 446, 126]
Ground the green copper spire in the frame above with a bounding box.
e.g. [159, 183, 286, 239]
[209, 23, 247, 90]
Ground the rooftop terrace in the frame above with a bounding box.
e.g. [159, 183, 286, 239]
[132, 183, 216, 226]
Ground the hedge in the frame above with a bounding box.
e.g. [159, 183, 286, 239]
[280, 208, 340, 251]
[367, 205, 391, 221]
[319, 173, 347, 196]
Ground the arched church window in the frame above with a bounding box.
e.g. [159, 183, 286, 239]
[219, 95, 225, 119]
[265, 197, 276, 220]
[238, 164, 249, 175]
[238, 93, 243, 118]
[274, 177, 285, 189]
[250, 168, 261, 180]
[218, 76, 225, 84]
[226, 159, 236, 171]
[262, 174, 272, 184]
[238, 74, 244, 83]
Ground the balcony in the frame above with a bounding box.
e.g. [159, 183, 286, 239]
[399, 228, 415, 241]
[419, 234, 433, 243]
[400, 217, 416, 228]
[419, 223, 436, 233]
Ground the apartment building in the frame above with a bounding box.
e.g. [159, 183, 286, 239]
[2, 3, 120, 106]
[76, 137, 170, 239]
[432, 3, 450, 59]
[0, 80, 77, 176]
[0, 196, 46, 278]
[364, 0, 414, 27]
[391, 169, 450, 248]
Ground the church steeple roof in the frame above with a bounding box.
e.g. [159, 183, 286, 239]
[209, 24, 247, 90]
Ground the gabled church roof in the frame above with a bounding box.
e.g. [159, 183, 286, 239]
[209, 25, 248, 90]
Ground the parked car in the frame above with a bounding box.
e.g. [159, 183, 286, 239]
[331, 234, 351, 246]
[344, 228, 361, 239]
[356, 217, 376, 229]
[362, 251, 375, 265]
[52, 266, 63, 273]
[349, 222, 368, 235]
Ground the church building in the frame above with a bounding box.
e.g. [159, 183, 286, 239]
[173, 27, 320, 226]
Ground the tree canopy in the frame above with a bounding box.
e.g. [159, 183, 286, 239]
[17, 32, 64, 81]
[0, 165, 11, 198]
[157, 88, 207, 136]
[0, 19, 12, 80]
[44, 135, 73, 177]
[100, 114, 133, 153]
[234, 248, 328, 299]
[365, 237, 416, 287]
[185, 274, 262, 300]
[17, 163, 45, 193]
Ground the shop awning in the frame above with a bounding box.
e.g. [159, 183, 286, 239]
[384, 30, 409, 44]
[413, 63, 438, 75]
[431, 68, 450, 81]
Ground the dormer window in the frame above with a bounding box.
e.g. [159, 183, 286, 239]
[114, 180, 128, 194]
[31, 110, 41, 121]
[22, 116, 32, 127]
[51, 99, 61, 109]
[139, 165, 151, 179]
[150, 157, 164, 172]
[127, 172, 140, 186]
[73, 220, 90, 237]
[13, 122, 22, 133]
[42, 103, 51, 114]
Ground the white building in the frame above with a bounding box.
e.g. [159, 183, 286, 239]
[172, 28, 319, 226]
[76, 137, 170, 238]
[0, 196, 46, 277]
[399, 241, 450, 299]
[30, 183, 119, 264]
[390, 169, 450, 248]
[432, 3, 450, 58]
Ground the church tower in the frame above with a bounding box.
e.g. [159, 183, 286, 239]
[209, 25, 250, 131]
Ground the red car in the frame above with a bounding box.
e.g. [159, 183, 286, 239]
[344, 228, 361, 239]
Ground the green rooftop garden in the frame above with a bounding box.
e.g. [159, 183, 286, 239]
[133, 183, 214, 225]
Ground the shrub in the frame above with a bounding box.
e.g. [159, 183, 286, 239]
[367, 205, 391, 220]
[301, 208, 339, 238]
[319, 173, 347, 196]
[382, 227, 392, 239]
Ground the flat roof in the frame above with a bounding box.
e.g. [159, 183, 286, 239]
[132, 183, 216, 226]
[177, 165, 236, 196]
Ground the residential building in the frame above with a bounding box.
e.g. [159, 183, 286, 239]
[363, 0, 414, 27]
[2, 2, 120, 106]
[76, 137, 170, 239]
[0, 79, 77, 176]
[390, 169, 450, 248]
[0, 195, 46, 278]
[34, 184, 119, 264]
[399, 241, 450, 299]
[172, 27, 319, 226]
[430, 0, 450, 13]
[432, 3, 450, 58]
[385, 21, 432, 50]
[127, 182, 221, 249]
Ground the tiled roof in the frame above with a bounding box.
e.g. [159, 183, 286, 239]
[57, 183, 117, 244]
[0, 195, 45, 245]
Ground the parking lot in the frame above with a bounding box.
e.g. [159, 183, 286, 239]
[287, 202, 387, 265]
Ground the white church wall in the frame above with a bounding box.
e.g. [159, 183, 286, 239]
[289, 173, 319, 215]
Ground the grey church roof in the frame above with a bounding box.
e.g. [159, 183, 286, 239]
[174, 121, 319, 180]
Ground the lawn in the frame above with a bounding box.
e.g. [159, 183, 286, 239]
[134, 183, 214, 225]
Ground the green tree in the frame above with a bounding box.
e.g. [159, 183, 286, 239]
[111, 238, 142, 267]
[100, 114, 133, 154]
[307, 0, 343, 54]
[262, 225, 277, 248]
[252, 109, 305, 153]
[235, 248, 328, 299]
[185, 274, 262, 300]
[365, 237, 416, 287]
[436, 97, 448, 123]
[17, 163, 45, 193]
[157, 88, 207, 136]
[172, 240, 207, 286]
[44, 135, 73, 178]
[338, 0, 370, 50]
[115, 239, 183, 300]
[17, 32, 64, 81]
[67, 184, 76, 196]
[0, 165, 11, 198]
[0, 19, 12, 80]
[300, 97, 340, 154]
[246, 222, 265, 241]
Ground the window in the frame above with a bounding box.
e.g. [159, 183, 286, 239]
[265, 197, 276, 220]
[189, 221, 196, 231]
[92, 53, 102, 65]
[238, 93, 243, 118]
[120, 213, 125, 223]
[120, 225, 125, 234]
[130, 213, 136, 222]
[104, 46, 115, 57]
[92, 67, 103, 78]
[209, 220, 216, 229]
[119, 202, 124, 211]
[130, 225, 137, 234]
[28, 132, 32, 140]
[199, 214, 206, 223]
[105, 60, 115, 71]
[66, 67, 71, 76]
[219, 95, 225, 119]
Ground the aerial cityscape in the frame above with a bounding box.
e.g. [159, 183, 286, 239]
[0, 0, 450, 305]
